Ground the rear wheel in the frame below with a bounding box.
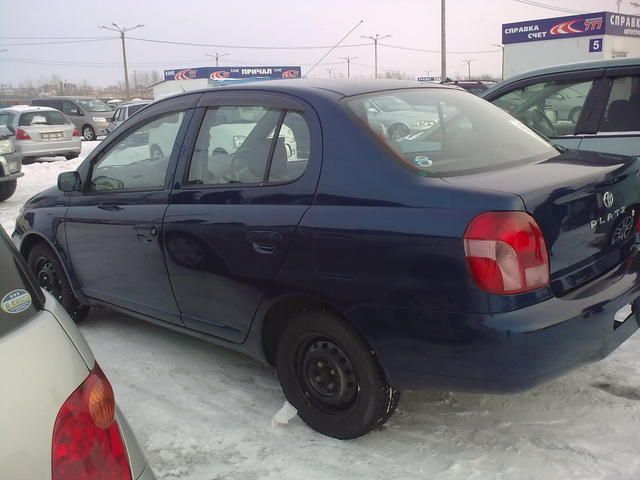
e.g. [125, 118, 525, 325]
[276, 311, 400, 439]
[388, 123, 410, 140]
[65, 152, 80, 160]
[21, 157, 37, 165]
[82, 125, 96, 141]
[569, 107, 582, 124]
[0, 180, 17, 202]
[27, 242, 89, 322]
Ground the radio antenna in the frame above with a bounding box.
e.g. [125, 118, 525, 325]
[304, 20, 364, 78]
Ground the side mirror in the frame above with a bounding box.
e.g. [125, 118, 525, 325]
[58, 171, 81, 192]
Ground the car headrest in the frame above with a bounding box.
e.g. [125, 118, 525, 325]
[607, 100, 634, 131]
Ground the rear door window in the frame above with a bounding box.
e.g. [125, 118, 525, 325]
[599, 75, 640, 132]
[0, 227, 44, 329]
[491, 79, 595, 137]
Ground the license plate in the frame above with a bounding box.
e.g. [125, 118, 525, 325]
[41, 132, 64, 141]
[614, 303, 633, 327]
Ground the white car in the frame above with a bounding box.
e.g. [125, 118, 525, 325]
[0, 226, 155, 480]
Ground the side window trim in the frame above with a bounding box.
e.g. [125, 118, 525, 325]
[84, 108, 193, 195]
[263, 110, 287, 183]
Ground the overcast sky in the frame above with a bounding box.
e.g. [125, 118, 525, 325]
[0, 0, 634, 86]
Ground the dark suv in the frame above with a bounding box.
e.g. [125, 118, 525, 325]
[13, 80, 640, 439]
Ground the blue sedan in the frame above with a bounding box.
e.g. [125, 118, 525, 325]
[12, 79, 640, 439]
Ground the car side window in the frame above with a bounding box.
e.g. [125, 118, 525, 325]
[63, 101, 80, 116]
[491, 79, 594, 138]
[187, 106, 284, 186]
[90, 111, 185, 192]
[268, 111, 311, 182]
[599, 75, 640, 132]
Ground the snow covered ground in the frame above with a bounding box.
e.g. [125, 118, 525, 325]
[2, 144, 640, 480]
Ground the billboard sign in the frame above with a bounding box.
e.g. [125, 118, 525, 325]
[164, 66, 302, 82]
[503, 12, 606, 44]
[607, 12, 640, 38]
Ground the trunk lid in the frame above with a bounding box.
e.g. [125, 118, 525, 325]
[446, 150, 640, 295]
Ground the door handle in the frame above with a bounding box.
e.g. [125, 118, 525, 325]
[246, 231, 283, 255]
[134, 224, 158, 243]
[97, 203, 124, 212]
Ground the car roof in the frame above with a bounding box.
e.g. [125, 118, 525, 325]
[32, 96, 98, 100]
[173, 78, 454, 100]
[0, 105, 59, 113]
[121, 100, 152, 107]
[486, 57, 639, 94]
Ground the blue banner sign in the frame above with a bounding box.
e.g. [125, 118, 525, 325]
[164, 66, 302, 82]
[503, 12, 607, 44]
[502, 11, 640, 44]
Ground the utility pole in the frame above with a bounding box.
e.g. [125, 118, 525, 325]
[340, 56, 358, 79]
[462, 58, 476, 80]
[492, 44, 505, 80]
[361, 33, 391, 79]
[325, 68, 334, 78]
[441, 0, 447, 81]
[617, 0, 622, 12]
[99, 23, 144, 99]
[206, 52, 229, 67]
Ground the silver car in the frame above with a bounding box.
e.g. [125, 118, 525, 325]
[364, 94, 439, 139]
[31, 97, 113, 141]
[108, 101, 151, 134]
[0, 106, 82, 165]
[0, 226, 155, 480]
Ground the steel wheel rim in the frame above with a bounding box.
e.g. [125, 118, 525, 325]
[36, 258, 63, 302]
[295, 336, 359, 415]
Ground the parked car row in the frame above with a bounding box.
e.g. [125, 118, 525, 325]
[12, 74, 640, 441]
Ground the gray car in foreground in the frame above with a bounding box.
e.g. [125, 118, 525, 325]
[0, 226, 155, 480]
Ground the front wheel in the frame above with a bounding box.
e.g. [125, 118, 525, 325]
[65, 152, 80, 160]
[276, 311, 400, 439]
[27, 243, 89, 322]
[82, 125, 96, 141]
[388, 123, 410, 140]
[0, 180, 17, 202]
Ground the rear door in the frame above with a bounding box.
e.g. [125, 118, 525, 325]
[65, 95, 198, 324]
[578, 66, 640, 158]
[164, 91, 321, 342]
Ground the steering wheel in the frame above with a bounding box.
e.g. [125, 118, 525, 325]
[521, 109, 555, 137]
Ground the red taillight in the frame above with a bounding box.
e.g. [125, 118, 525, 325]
[16, 128, 31, 140]
[72, 128, 81, 137]
[52, 363, 132, 480]
[464, 211, 550, 295]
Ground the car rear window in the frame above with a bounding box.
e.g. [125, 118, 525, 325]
[18, 111, 70, 127]
[0, 227, 44, 334]
[345, 88, 557, 177]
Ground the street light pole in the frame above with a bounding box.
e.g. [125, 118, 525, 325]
[206, 52, 229, 67]
[441, 0, 447, 81]
[340, 56, 358, 79]
[361, 34, 390, 78]
[98, 23, 144, 99]
[492, 44, 505, 80]
[463, 58, 475, 79]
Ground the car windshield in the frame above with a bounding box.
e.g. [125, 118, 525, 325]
[75, 98, 111, 112]
[346, 88, 557, 177]
[18, 111, 70, 126]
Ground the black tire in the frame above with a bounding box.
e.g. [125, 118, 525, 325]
[276, 310, 400, 439]
[21, 156, 37, 165]
[569, 107, 582, 124]
[388, 123, 410, 140]
[82, 125, 96, 141]
[0, 180, 17, 202]
[27, 242, 89, 322]
[65, 152, 80, 160]
[150, 144, 164, 160]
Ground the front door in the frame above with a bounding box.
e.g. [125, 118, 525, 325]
[65, 108, 192, 324]
[164, 94, 320, 342]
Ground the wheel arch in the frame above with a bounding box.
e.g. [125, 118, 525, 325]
[260, 293, 363, 367]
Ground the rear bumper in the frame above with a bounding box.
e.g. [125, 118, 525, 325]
[352, 249, 640, 392]
[15, 138, 82, 157]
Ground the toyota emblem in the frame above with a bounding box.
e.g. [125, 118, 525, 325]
[603, 191, 614, 208]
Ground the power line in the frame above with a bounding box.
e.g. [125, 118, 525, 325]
[127, 36, 370, 50]
[511, 0, 584, 14]
[0, 38, 117, 47]
[380, 43, 500, 54]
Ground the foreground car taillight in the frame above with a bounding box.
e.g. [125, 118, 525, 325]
[72, 128, 81, 137]
[15, 128, 31, 140]
[52, 363, 132, 480]
[464, 211, 550, 294]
